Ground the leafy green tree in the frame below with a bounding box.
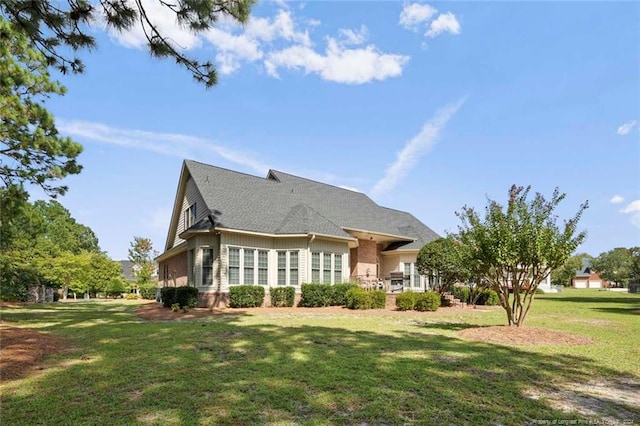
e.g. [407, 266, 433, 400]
[631, 247, 640, 284]
[0, 18, 82, 199]
[128, 236, 157, 294]
[105, 277, 127, 298]
[0, 0, 255, 87]
[591, 247, 634, 287]
[86, 253, 122, 296]
[550, 252, 593, 287]
[416, 236, 471, 292]
[456, 185, 588, 327]
[40, 251, 92, 299]
[34, 200, 99, 254]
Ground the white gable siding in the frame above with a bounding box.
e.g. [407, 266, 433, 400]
[172, 177, 207, 248]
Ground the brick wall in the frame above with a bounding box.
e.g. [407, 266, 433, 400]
[350, 238, 378, 280]
[159, 251, 188, 287]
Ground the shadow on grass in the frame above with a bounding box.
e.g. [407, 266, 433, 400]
[1, 303, 639, 425]
[544, 295, 640, 316]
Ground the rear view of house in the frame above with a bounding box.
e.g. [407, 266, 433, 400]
[156, 160, 440, 307]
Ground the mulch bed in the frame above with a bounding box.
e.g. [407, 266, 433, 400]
[0, 321, 71, 382]
[458, 325, 594, 346]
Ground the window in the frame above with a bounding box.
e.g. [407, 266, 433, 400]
[243, 250, 254, 284]
[184, 203, 196, 229]
[228, 248, 240, 285]
[258, 251, 268, 285]
[290, 251, 299, 286]
[202, 248, 214, 286]
[277, 251, 287, 286]
[334, 255, 342, 284]
[403, 262, 411, 288]
[413, 266, 421, 288]
[323, 253, 332, 284]
[311, 252, 321, 283]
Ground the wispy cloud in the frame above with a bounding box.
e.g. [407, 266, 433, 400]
[57, 120, 271, 175]
[620, 200, 640, 228]
[371, 97, 467, 197]
[617, 120, 638, 136]
[610, 195, 625, 204]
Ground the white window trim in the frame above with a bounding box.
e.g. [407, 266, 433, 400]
[228, 246, 272, 286]
[200, 246, 214, 287]
[276, 250, 300, 286]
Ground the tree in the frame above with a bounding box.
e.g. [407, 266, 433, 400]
[456, 185, 588, 327]
[128, 236, 157, 294]
[591, 248, 634, 287]
[631, 247, 640, 284]
[550, 252, 593, 287]
[416, 236, 471, 292]
[1, 0, 255, 87]
[86, 253, 122, 296]
[0, 18, 83, 199]
[40, 251, 92, 299]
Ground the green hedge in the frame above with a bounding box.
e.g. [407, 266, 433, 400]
[161, 286, 199, 308]
[299, 284, 332, 307]
[229, 285, 265, 308]
[270, 286, 295, 307]
[395, 292, 417, 311]
[452, 286, 471, 304]
[415, 292, 441, 311]
[331, 283, 359, 305]
[161, 287, 177, 308]
[476, 289, 500, 306]
[139, 282, 158, 300]
[345, 288, 386, 310]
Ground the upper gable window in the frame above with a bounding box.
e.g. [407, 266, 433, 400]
[184, 203, 196, 229]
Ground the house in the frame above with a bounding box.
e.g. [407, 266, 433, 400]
[156, 160, 440, 307]
[119, 260, 137, 284]
[572, 259, 609, 289]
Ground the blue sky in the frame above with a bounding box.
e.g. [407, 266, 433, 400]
[33, 0, 639, 260]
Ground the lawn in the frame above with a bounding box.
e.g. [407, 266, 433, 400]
[1, 289, 639, 425]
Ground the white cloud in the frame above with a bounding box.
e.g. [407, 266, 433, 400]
[620, 200, 640, 228]
[610, 195, 625, 204]
[399, 3, 461, 42]
[106, 0, 201, 50]
[426, 12, 461, 38]
[265, 36, 409, 84]
[57, 120, 271, 175]
[372, 97, 467, 197]
[104, 3, 407, 84]
[399, 3, 437, 30]
[617, 120, 638, 136]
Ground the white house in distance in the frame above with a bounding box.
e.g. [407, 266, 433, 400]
[156, 160, 441, 307]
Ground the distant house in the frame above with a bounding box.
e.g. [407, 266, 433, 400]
[572, 259, 609, 289]
[156, 160, 441, 307]
[118, 260, 137, 284]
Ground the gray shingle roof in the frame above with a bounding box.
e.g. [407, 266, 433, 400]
[184, 160, 439, 249]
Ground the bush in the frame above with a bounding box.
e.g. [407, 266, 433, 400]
[105, 277, 127, 299]
[415, 292, 441, 311]
[477, 289, 500, 306]
[161, 287, 177, 308]
[345, 288, 386, 310]
[345, 287, 370, 309]
[452, 286, 471, 304]
[229, 285, 265, 308]
[330, 282, 359, 306]
[270, 286, 295, 307]
[299, 284, 332, 307]
[52, 291, 60, 302]
[175, 286, 199, 308]
[396, 292, 418, 311]
[139, 282, 158, 300]
[370, 289, 386, 309]
[125, 293, 138, 300]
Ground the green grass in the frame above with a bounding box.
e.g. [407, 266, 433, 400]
[1, 289, 639, 425]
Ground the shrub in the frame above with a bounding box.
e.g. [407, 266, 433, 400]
[270, 286, 295, 307]
[370, 289, 386, 309]
[171, 303, 180, 312]
[396, 292, 417, 311]
[415, 292, 441, 311]
[299, 284, 333, 307]
[345, 288, 386, 310]
[106, 277, 127, 299]
[229, 285, 265, 308]
[161, 287, 177, 308]
[52, 291, 60, 302]
[139, 282, 158, 300]
[452, 286, 471, 304]
[125, 293, 138, 300]
[345, 287, 370, 309]
[477, 289, 500, 306]
[330, 282, 359, 306]
[175, 286, 199, 308]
